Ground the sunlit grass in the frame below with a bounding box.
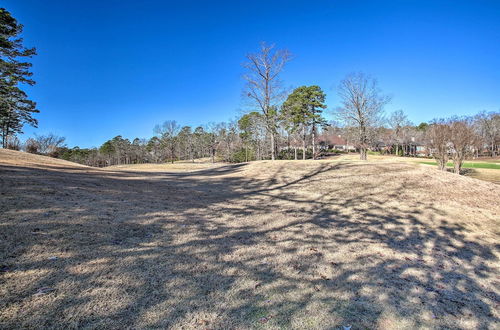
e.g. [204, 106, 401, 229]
[419, 161, 500, 170]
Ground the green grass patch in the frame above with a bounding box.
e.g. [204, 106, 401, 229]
[420, 161, 500, 170]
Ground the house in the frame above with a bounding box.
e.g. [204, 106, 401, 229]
[318, 134, 356, 151]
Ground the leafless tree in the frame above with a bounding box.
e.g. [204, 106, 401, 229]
[399, 126, 419, 156]
[5, 135, 21, 150]
[243, 42, 291, 160]
[388, 109, 411, 155]
[24, 137, 39, 154]
[425, 119, 451, 171]
[474, 111, 500, 157]
[336, 72, 390, 160]
[449, 117, 480, 174]
[154, 120, 180, 163]
[33, 133, 66, 155]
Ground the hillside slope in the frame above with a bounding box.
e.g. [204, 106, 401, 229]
[0, 149, 88, 168]
[1, 155, 499, 329]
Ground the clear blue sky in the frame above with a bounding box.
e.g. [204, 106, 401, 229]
[5, 0, 500, 148]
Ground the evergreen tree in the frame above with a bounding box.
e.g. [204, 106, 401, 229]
[0, 8, 38, 148]
[282, 86, 327, 159]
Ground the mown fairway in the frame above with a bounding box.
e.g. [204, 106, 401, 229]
[1, 150, 499, 329]
[419, 161, 500, 170]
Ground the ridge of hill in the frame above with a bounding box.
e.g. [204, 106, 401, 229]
[0, 149, 88, 168]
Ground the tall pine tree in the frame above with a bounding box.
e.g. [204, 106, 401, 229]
[282, 86, 327, 159]
[0, 7, 38, 148]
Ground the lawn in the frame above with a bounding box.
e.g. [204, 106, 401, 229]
[1, 149, 499, 329]
[419, 161, 500, 170]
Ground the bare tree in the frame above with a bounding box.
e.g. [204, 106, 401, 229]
[425, 119, 451, 171]
[449, 117, 479, 174]
[154, 120, 180, 163]
[5, 135, 21, 150]
[474, 111, 500, 157]
[388, 110, 411, 155]
[33, 133, 66, 155]
[24, 137, 39, 154]
[243, 42, 291, 160]
[336, 73, 390, 160]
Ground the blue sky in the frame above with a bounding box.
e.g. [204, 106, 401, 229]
[5, 0, 500, 148]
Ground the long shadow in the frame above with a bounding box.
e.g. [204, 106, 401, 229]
[0, 160, 498, 329]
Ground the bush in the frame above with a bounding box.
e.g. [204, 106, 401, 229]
[24, 138, 39, 154]
[6, 136, 21, 150]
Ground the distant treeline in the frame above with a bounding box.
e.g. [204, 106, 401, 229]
[1, 13, 498, 174]
[6, 109, 499, 174]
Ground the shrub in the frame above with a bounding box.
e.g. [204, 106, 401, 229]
[6, 136, 21, 150]
[24, 138, 39, 154]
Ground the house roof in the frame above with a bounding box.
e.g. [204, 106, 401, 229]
[318, 134, 348, 145]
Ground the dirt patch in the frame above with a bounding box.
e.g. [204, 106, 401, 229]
[1, 150, 499, 329]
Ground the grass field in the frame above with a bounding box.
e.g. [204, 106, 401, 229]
[1, 149, 499, 329]
[345, 154, 500, 185]
[419, 161, 500, 170]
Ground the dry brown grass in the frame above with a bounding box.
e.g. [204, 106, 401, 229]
[351, 154, 500, 185]
[463, 168, 500, 185]
[1, 150, 499, 329]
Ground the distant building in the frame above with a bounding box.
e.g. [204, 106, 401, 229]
[318, 134, 356, 151]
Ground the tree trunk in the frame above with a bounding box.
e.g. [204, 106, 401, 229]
[453, 158, 462, 174]
[437, 156, 447, 171]
[360, 147, 367, 160]
[302, 125, 306, 160]
[270, 132, 275, 160]
[312, 124, 316, 160]
[2, 118, 9, 148]
[359, 125, 367, 160]
[286, 133, 291, 159]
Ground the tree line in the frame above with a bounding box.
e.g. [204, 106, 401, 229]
[10, 108, 498, 173]
[1, 11, 499, 174]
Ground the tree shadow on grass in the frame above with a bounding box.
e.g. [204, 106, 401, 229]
[0, 161, 498, 329]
